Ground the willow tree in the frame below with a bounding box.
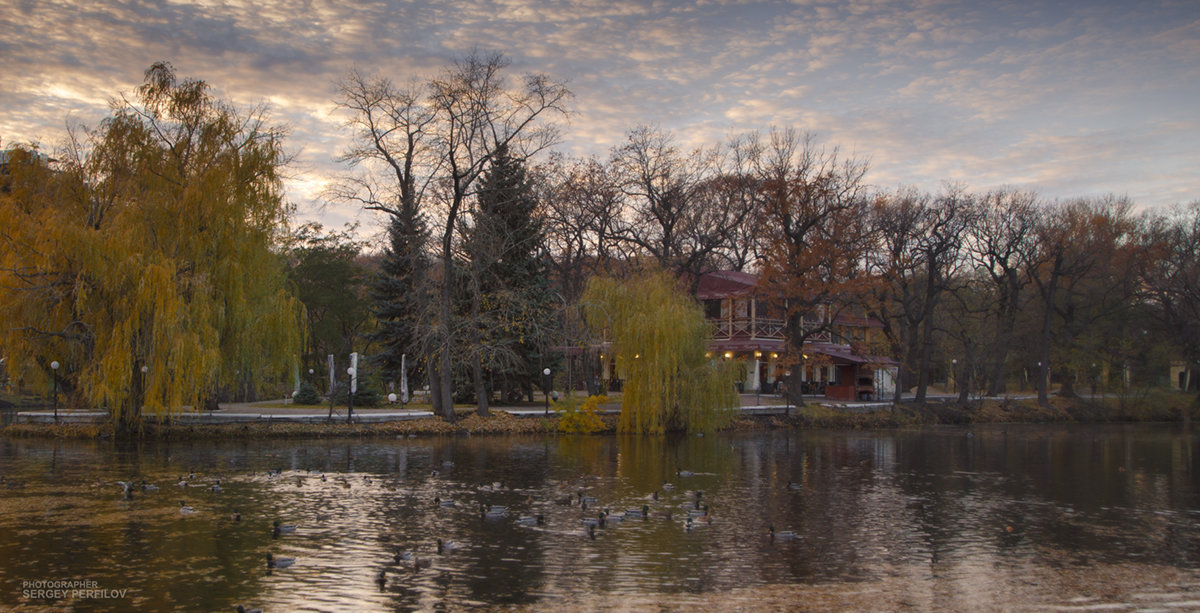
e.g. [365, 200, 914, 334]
[582, 271, 737, 433]
[0, 63, 304, 432]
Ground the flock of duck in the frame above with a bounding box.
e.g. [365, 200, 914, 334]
[111, 466, 800, 611]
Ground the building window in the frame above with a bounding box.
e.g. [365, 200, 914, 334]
[704, 299, 721, 319]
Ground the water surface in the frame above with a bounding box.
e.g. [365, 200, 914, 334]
[0, 424, 1197, 611]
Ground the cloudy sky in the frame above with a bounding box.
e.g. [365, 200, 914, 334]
[2, 0, 1197, 235]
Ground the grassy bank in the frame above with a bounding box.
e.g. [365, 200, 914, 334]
[3, 392, 1195, 441]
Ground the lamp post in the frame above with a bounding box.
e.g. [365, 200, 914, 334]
[139, 365, 148, 421]
[784, 370, 792, 415]
[951, 359, 957, 394]
[543, 368, 552, 416]
[346, 366, 356, 423]
[50, 361, 59, 423]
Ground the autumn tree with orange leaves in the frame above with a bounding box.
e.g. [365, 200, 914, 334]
[754, 129, 875, 405]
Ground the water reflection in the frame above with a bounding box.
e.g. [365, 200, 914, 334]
[0, 424, 1197, 611]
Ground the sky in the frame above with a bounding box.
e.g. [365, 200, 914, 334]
[2, 0, 1198, 238]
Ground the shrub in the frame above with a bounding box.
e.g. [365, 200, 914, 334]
[293, 382, 321, 405]
[557, 394, 608, 434]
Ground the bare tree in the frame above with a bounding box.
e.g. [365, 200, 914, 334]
[609, 126, 742, 282]
[1024, 197, 1138, 407]
[967, 189, 1038, 396]
[1140, 202, 1200, 402]
[333, 52, 570, 420]
[867, 186, 976, 403]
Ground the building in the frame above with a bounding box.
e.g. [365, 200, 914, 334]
[697, 270, 896, 401]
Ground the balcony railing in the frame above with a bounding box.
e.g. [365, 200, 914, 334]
[708, 317, 832, 343]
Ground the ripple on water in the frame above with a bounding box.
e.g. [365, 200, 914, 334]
[0, 427, 1197, 611]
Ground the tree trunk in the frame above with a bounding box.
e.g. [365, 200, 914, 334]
[1058, 369, 1077, 398]
[428, 361, 446, 422]
[583, 351, 598, 397]
[473, 359, 489, 417]
[957, 359, 971, 405]
[986, 306, 1016, 396]
[1037, 263, 1060, 409]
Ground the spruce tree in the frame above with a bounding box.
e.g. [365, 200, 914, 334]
[371, 205, 430, 390]
[465, 144, 556, 407]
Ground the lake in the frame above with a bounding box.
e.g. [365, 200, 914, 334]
[0, 424, 1197, 611]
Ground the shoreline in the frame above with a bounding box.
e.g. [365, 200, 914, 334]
[2, 394, 1194, 440]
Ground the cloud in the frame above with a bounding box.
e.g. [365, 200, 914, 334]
[1, 0, 1197, 226]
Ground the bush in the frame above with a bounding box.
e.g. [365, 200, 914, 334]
[352, 388, 380, 407]
[293, 382, 321, 405]
[557, 394, 608, 434]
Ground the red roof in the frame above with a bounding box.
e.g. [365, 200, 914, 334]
[696, 270, 758, 300]
[807, 343, 897, 366]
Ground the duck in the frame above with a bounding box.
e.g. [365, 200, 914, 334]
[480, 504, 507, 520]
[412, 556, 433, 571]
[393, 550, 414, 564]
[273, 520, 297, 536]
[436, 538, 460, 554]
[478, 481, 505, 493]
[116, 481, 135, 500]
[625, 505, 650, 519]
[515, 514, 544, 527]
[210, 480, 222, 494]
[179, 500, 196, 515]
[434, 497, 456, 507]
[140, 480, 158, 492]
[787, 482, 803, 491]
[768, 525, 797, 541]
[266, 553, 295, 568]
[231, 509, 242, 522]
[375, 568, 387, 589]
[661, 483, 676, 491]
[676, 468, 694, 478]
[235, 606, 262, 613]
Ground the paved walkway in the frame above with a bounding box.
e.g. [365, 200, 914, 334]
[8, 391, 1007, 425]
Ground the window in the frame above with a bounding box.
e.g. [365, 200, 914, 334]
[704, 299, 721, 319]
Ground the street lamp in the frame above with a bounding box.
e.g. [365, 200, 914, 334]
[543, 367, 552, 416]
[50, 361, 59, 423]
[951, 359, 957, 394]
[346, 366, 356, 422]
[784, 370, 792, 415]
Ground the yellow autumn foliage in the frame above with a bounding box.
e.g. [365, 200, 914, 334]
[556, 394, 609, 434]
[0, 63, 304, 430]
[582, 271, 737, 433]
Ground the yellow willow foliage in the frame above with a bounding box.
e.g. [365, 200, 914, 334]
[0, 64, 305, 428]
[582, 272, 737, 434]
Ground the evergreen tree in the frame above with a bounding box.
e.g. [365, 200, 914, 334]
[371, 204, 430, 392]
[463, 144, 557, 411]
